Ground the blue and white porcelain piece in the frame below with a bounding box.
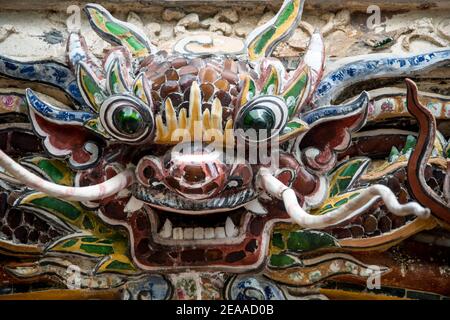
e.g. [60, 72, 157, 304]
[0, 55, 84, 106]
[26, 88, 95, 124]
[314, 49, 450, 105]
[226, 275, 286, 300]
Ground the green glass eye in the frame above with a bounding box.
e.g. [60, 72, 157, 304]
[234, 96, 288, 143]
[243, 108, 275, 132]
[112, 106, 143, 135]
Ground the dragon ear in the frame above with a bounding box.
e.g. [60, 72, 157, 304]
[26, 89, 104, 170]
[103, 48, 134, 95]
[245, 0, 306, 61]
[77, 61, 107, 112]
[84, 4, 157, 58]
[106, 56, 131, 95]
[282, 30, 325, 117]
[299, 92, 370, 174]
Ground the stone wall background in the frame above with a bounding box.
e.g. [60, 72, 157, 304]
[0, 0, 448, 71]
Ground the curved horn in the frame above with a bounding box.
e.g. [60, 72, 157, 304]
[259, 168, 430, 229]
[0, 149, 135, 202]
[84, 4, 157, 58]
[245, 0, 306, 61]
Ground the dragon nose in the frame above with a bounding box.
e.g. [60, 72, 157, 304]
[136, 143, 230, 200]
[181, 165, 206, 183]
[166, 151, 228, 199]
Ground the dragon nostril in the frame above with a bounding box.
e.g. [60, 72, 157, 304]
[143, 167, 154, 180]
[183, 166, 206, 183]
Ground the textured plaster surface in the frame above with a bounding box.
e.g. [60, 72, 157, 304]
[0, 3, 448, 68]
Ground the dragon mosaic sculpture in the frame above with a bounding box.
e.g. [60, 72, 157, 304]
[0, 0, 449, 300]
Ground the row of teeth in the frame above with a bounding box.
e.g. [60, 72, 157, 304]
[135, 185, 255, 210]
[158, 217, 239, 240]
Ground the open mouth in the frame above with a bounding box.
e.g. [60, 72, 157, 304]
[133, 184, 257, 213]
[147, 206, 252, 246]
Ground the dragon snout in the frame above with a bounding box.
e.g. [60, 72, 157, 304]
[136, 143, 251, 200]
[165, 152, 228, 200]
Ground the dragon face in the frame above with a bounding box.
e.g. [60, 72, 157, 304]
[18, 3, 336, 271]
[69, 47, 315, 271]
[0, 0, 437, 274]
